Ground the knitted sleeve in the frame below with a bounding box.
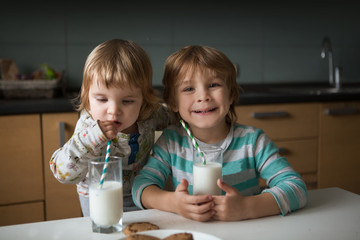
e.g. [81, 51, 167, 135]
[49, 110, 108, 184]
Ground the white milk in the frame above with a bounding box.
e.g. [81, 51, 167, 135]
[193, 162, 222, 195]
[89, 181, 123, 227]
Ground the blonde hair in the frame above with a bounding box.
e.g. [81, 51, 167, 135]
[162, 45, 239, 123]
[75, 39, 159, 121]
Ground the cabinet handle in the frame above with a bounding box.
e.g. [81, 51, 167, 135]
[278, 147, 290, 155]
[252, 111, 288, 119]
[59, 122, 66, 147]
[325, 107, 358, 116]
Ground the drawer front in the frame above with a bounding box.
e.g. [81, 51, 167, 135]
[0, 201, 44, 226]
[258, 139, 318, 190]
[274, 139, 317, 173]
[235, 103, 319, 140]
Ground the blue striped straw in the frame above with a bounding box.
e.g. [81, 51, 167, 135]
[179, 120, 206, 165]
[99, 140, 111, 187]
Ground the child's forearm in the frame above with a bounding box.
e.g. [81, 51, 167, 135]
[245, 192, 280, 219]
[141, 185, 175, 212]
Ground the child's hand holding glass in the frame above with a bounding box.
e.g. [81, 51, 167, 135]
[171, 179, 214, 222]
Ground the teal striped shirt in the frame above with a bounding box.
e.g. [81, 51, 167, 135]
[132, 123, 307, 215]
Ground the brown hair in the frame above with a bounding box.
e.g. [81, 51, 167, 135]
[75, 39, 159, 121]
[162, 45, 239, 123]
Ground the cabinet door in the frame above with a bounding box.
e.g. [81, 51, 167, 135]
[0, 115, 44, 205]
[42, 112, 82, 220]
[318, 102, 360, 194]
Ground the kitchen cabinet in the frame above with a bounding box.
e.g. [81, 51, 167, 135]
[42, 112, 82, 220]
[0, 202, 44, 226]
[235, 103, 319, 189]
[0, 112, 81, 226]
[318, 101, 360, 194]
[0, 114, 45, 225]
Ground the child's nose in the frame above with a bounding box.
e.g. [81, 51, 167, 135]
[197, 88, 210, 102]
[108, 102, 121, 115]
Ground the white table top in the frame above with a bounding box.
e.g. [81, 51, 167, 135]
[0, 187, 359, 240]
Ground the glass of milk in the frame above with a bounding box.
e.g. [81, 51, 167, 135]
[193, 146, 223, 195]
[89, 156, 123, 233]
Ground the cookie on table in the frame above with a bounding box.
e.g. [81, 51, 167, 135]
[125, 234, 160, 240]
[164, 232, 194, 240]
[123, 222, 160, 236]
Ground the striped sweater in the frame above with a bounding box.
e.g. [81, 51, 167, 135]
[132, 123, 307, 215]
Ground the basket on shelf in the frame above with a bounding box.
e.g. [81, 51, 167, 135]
[0, 59, 63, 99]
[0, 78, 61, 99]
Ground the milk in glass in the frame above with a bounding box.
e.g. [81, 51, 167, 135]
[89, 156, 123, 233]
[90, 181, 123, 227]
[193, 162, 222, 195]
[193, 146, 223, 195]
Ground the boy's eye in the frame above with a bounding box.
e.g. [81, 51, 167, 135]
[183, 86, 194, 92]
[210, 83, 221, 88]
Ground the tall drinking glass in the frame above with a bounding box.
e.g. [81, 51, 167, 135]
[89, 156, 123, 233]
[193, 146, 223, 195]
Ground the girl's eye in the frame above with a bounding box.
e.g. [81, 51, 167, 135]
[96, 97, 107, 102]
[123, 100, 134, 104]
